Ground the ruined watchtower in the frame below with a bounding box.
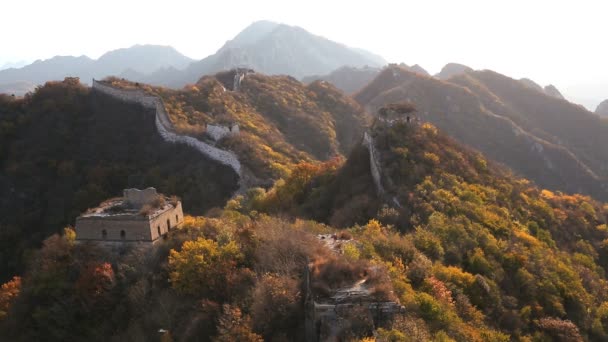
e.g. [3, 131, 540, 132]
[376, 102, 418, 126]
[215, 68, 254, 92]
[75, 188, 184, 244]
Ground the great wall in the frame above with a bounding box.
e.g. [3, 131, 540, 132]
[362, 108, 421, 209]
[91, 80, 242, 179]
[362, 131, 385, 197]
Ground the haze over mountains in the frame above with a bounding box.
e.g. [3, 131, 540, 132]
[0, 21, 385, 94]
[0, 60, 29, 71]
[354, 65, 608, 200]
[1, 18, 607, 200]
[0, 45, 194, 95]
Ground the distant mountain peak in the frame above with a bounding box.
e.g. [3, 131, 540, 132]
[96, 44, 193, 74]
[544, 84, 565, 100]
[220, 20, 281, 51]
[435, 63, 473, 80]
[596, 99, 608, 117]
[0, 44, 195, 94]
[520, 78, 566, 100]
[409, 64, 429, 76]
[397, 63, 430, 76]
[185, 21, 386, 82]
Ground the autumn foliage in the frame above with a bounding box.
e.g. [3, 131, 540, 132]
[0, 276, 21, 320]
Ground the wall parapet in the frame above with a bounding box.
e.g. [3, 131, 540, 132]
[92, 80, 241, 176]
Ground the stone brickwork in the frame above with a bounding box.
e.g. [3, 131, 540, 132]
[91, 80, 241, 176]
[75, 202, 183, 243]
[303, 261, 403, 341]
[124, 187, 158, 208]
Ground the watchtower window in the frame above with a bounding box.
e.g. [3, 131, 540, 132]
[102, 229, 107, 239]
[167, 219, 171, 231]
[176, 214, 179, 222]
[120, 230, 126, 239]
[157, 226, 161, 236]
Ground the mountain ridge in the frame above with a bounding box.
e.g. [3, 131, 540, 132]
[354, 65, 608, 200]
[0, 45, 194, 95]
[166, 21, 387, 87]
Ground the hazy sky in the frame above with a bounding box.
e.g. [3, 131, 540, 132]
[2, 0, 607, 108]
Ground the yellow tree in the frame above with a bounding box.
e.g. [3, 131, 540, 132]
[168, 238, 242, 297]
[0, 276, 21, 320]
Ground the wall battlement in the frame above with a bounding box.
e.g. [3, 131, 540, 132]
[91, 80, 241, 176]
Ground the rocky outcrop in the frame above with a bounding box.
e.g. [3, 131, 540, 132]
[92, 80, 241, 177]
[596, 100, 608, 117]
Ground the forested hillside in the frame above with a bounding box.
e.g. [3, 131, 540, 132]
[355, 65, 608, 201]
[0, 78, 238, 281]
[246, 119, 608, 340]
[108, 71, 370, 181]
[4, 117, 608, 340]
[0, 72, 370, 282]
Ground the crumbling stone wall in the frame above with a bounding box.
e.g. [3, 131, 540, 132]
[362, 132, 384, 196]
[206, 123, 240, 141]
[124, 187, 158, 208]
[303, 262, 403, 342]
[215, 68, 253, 91]
[92, 80, 241, 176]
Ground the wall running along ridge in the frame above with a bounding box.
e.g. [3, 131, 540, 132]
[362, 132, 384, 196]
[91, 80, 241, 176]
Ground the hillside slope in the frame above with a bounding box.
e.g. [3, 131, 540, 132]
[355, 65, 608, 201]
[301, 63, 430, 95]
[113, 70, 371, 181]
[252, 119, 608, 340]
[0, 71, 369, 280]
[0, 79, 238, 280]
[302, 66, 381, 94]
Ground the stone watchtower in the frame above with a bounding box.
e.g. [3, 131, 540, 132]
[75, 187, 184, 244]
[376, 102, 418, 126]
